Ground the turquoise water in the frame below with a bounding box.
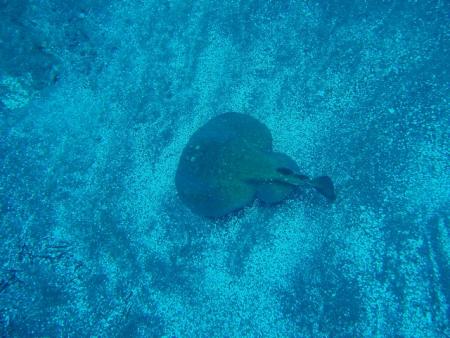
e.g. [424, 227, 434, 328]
[1, 1, 449, 336]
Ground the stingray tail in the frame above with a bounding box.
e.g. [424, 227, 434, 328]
[311, 176, 336, 201]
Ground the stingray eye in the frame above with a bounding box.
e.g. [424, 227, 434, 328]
[276, 167, 293, 175]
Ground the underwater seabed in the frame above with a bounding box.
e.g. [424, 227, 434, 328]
[0, 0, 449, 337]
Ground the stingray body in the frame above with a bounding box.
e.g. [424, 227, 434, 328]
[175, 113, 335, 218]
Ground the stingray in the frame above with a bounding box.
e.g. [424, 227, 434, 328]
[175, 112, 336, 218]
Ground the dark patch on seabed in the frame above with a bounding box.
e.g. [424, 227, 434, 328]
[0, 0, 449, 336]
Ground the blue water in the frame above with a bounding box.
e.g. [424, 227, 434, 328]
[1, 1, 449, 336]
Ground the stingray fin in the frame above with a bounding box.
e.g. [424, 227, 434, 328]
[311, 176, 336, 201]
[276, 167, 294, 175]
[276, 167, 309, 182]
[256, 182, 295, 204]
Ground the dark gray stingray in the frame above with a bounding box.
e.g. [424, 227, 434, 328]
[175, 113, 335, 218]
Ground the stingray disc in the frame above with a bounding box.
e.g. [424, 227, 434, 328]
[175, 113, 269, 217]
[176, 112, 301, 218]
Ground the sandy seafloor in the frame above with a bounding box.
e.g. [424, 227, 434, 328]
[0, 1, 449, 337]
